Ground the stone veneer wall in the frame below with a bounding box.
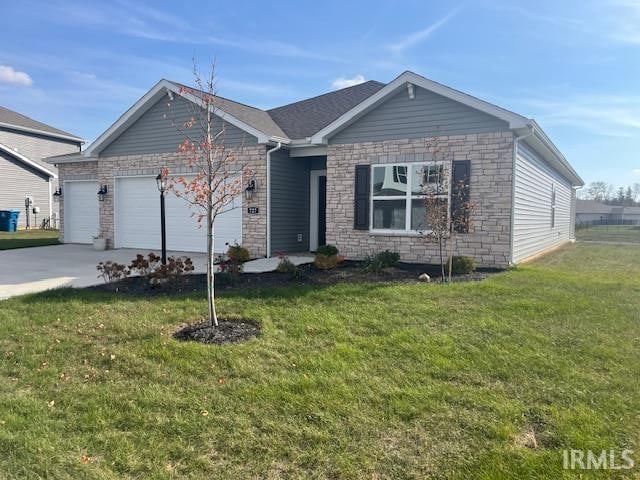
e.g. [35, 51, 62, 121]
[325, 133, 514, 268]
[57, 146, 267, 256]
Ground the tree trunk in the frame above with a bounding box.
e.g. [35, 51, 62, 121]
[448, 224, 454, 283]
[439, 237, 445, 281]
[206, 111, 218, 328]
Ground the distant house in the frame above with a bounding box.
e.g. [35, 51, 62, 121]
[47, 71, 583, 267]
[0, 106, 83, 228]
[576, 199, 640, 226]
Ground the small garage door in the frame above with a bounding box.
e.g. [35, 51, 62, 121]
[114, 176, 242, 253]
[64, 181, 99, 244]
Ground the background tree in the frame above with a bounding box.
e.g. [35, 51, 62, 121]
[163, 62, 250, 327]
[587, 181, 613, 202]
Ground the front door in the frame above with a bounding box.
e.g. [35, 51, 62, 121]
[309, 170, 327, 251]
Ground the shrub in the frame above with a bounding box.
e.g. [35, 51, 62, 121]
[316, 244, 338, 256]
[276, 254, 298, 274]
[448, 256, 476, 275]
[227, 244, 250, 263]
[149, 256, 194, 284]
[129, 253, 161, 278]
[96, 261, 130, 283]
[362, 250, 401, 274]
[314, 253, 340, 270]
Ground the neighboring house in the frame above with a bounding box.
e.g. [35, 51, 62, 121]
[46, 71, 583, 268]
[0, 106, 83, 228]
[576, 199, 640, 226]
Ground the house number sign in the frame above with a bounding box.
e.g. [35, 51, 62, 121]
[247, 207, 259, 214]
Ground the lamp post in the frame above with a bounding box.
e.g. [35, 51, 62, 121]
[156, 173, 167, 265]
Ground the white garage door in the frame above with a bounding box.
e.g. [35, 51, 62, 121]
[64, 181, 99, 244]
[114, 176, 242, 253]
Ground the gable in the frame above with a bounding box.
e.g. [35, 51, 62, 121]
[101, 95, 258, 157]
[329, 85, 510, 144]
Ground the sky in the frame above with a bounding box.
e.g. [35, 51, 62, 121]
[1, 0, 639, 188]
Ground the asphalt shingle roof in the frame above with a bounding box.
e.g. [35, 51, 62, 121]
[267, 80, 386, 139]
[167, 81, 288, 139]
[0, 106, 82, 141]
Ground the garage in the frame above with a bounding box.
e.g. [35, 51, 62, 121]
[63, 180, 99, 244]
[114, 175, 242, 253]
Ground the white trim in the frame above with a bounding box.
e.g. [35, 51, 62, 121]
[84, 79, 275, 157]
[46, 154, 95, 165]
[309, 169, 327, 251]
[289, 145, 327, 157]
[310, 71, 530, 144]
[0, 142, 57, 178]
[266, 142, 283, 257]
[48, 178, 52, 220]
[0, 122, 83, 143]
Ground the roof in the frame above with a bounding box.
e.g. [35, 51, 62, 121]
[267, 80, 386, 139]
[167, 81, 287, 139]
[0, 106, 83, 143]
[576, 199, 640, 215]
[0, 142, 57, 178]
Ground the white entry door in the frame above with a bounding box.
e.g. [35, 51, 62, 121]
[64, 181, 99, 244]
[114, 176, 242, 253]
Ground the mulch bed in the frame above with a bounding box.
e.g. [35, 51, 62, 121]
[173, 318, 260, 345]
[87, 260, 500, 297]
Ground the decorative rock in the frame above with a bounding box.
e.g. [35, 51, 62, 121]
[418, 273, 431, 282]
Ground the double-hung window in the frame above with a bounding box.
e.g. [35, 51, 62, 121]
[371, 163, 449, 232]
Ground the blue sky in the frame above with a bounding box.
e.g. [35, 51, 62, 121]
[1, 0, 639, 187]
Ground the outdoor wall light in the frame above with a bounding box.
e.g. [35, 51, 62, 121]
[156, 173, 167, 193]
[97, 185, 108, 201]
[53, 187, 62, 201]
[245, 179, 257, 201]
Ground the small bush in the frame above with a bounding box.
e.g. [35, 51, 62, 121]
[227, 244, 250, 263]
[149, 256, 194, 284]
[362, 250, 401, 274]
[316, 244, 339, 256]
[96, 261, 130, 283]
[448, 256, 476, 275]
[276, 254, 298, 274]
[129, 253, 161, 278]
[314, 253, 340, 270]
[376, 250, 400, 268]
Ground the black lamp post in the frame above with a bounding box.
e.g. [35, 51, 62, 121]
[156, 173, 167, 265]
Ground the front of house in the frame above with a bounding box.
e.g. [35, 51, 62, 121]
[47, 71, 583, 268]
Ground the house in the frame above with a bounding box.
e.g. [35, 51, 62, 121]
[46, 71, 583, 268]
[0, 106, 83, 228]
[576, 199, 640, 226]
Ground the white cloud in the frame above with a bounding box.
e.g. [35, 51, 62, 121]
[0, 65, 33, 86]
[633, 169, 640, 176]
[331, 75, 366, 90]
[387, 7, 461, 54]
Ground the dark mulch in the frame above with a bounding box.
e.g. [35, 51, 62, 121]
[173, 318, 260, 345]
[88, 260, 501, 297]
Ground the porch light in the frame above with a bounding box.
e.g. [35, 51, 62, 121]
[156, 173, 167, 193]
[53, 187, 62, 201]
[245, 179, 256, 201]
[97, 185, 108, 201]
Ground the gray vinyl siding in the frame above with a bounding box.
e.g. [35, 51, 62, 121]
[330, 85, 509, 144]
[101, 96, 258, 157]
[0, 151, 52, 228]
[512, 142, 573, 263]
[270, 149, 310, 254]
[0, 128, 79, 163]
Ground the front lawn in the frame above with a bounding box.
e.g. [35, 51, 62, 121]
[0, 229, 59, 250]
[576, 224, 640, 243]
[0, 243, 638, 478]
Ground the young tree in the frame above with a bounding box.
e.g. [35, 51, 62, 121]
[423, 180, 450, 281]
[162, 62, 250, 327]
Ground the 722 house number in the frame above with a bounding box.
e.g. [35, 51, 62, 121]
[247, 207, 259, 214]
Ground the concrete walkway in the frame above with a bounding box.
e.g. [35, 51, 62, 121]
[0, 244, 313, 300]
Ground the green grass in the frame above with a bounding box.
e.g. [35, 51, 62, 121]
[0, 243, 639, 479]
[576, 225, 640, 243]
[0, 229, 60, 250]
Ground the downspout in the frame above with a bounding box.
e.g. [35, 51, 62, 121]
[509, 125, 535, 265]
[265, 141, 282, 258]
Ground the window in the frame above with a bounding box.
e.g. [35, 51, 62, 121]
[551, 184, 556, 229]
[371, 163, 449, 232]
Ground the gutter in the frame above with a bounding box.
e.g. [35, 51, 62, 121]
[265, 140, 283, 258]
[509, 125, 534, 265]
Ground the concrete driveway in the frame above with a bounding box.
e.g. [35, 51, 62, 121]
[0, 244, 314, 300]
[0, 244, 208, 300]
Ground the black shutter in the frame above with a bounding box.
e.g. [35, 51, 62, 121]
[354, 165, 370, 230]
[451, 160, 471, 233]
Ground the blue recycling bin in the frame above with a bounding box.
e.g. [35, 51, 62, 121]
[0, 210, 20, 232]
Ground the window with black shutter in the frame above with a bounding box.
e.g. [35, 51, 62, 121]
[354, 165, 370, 230]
